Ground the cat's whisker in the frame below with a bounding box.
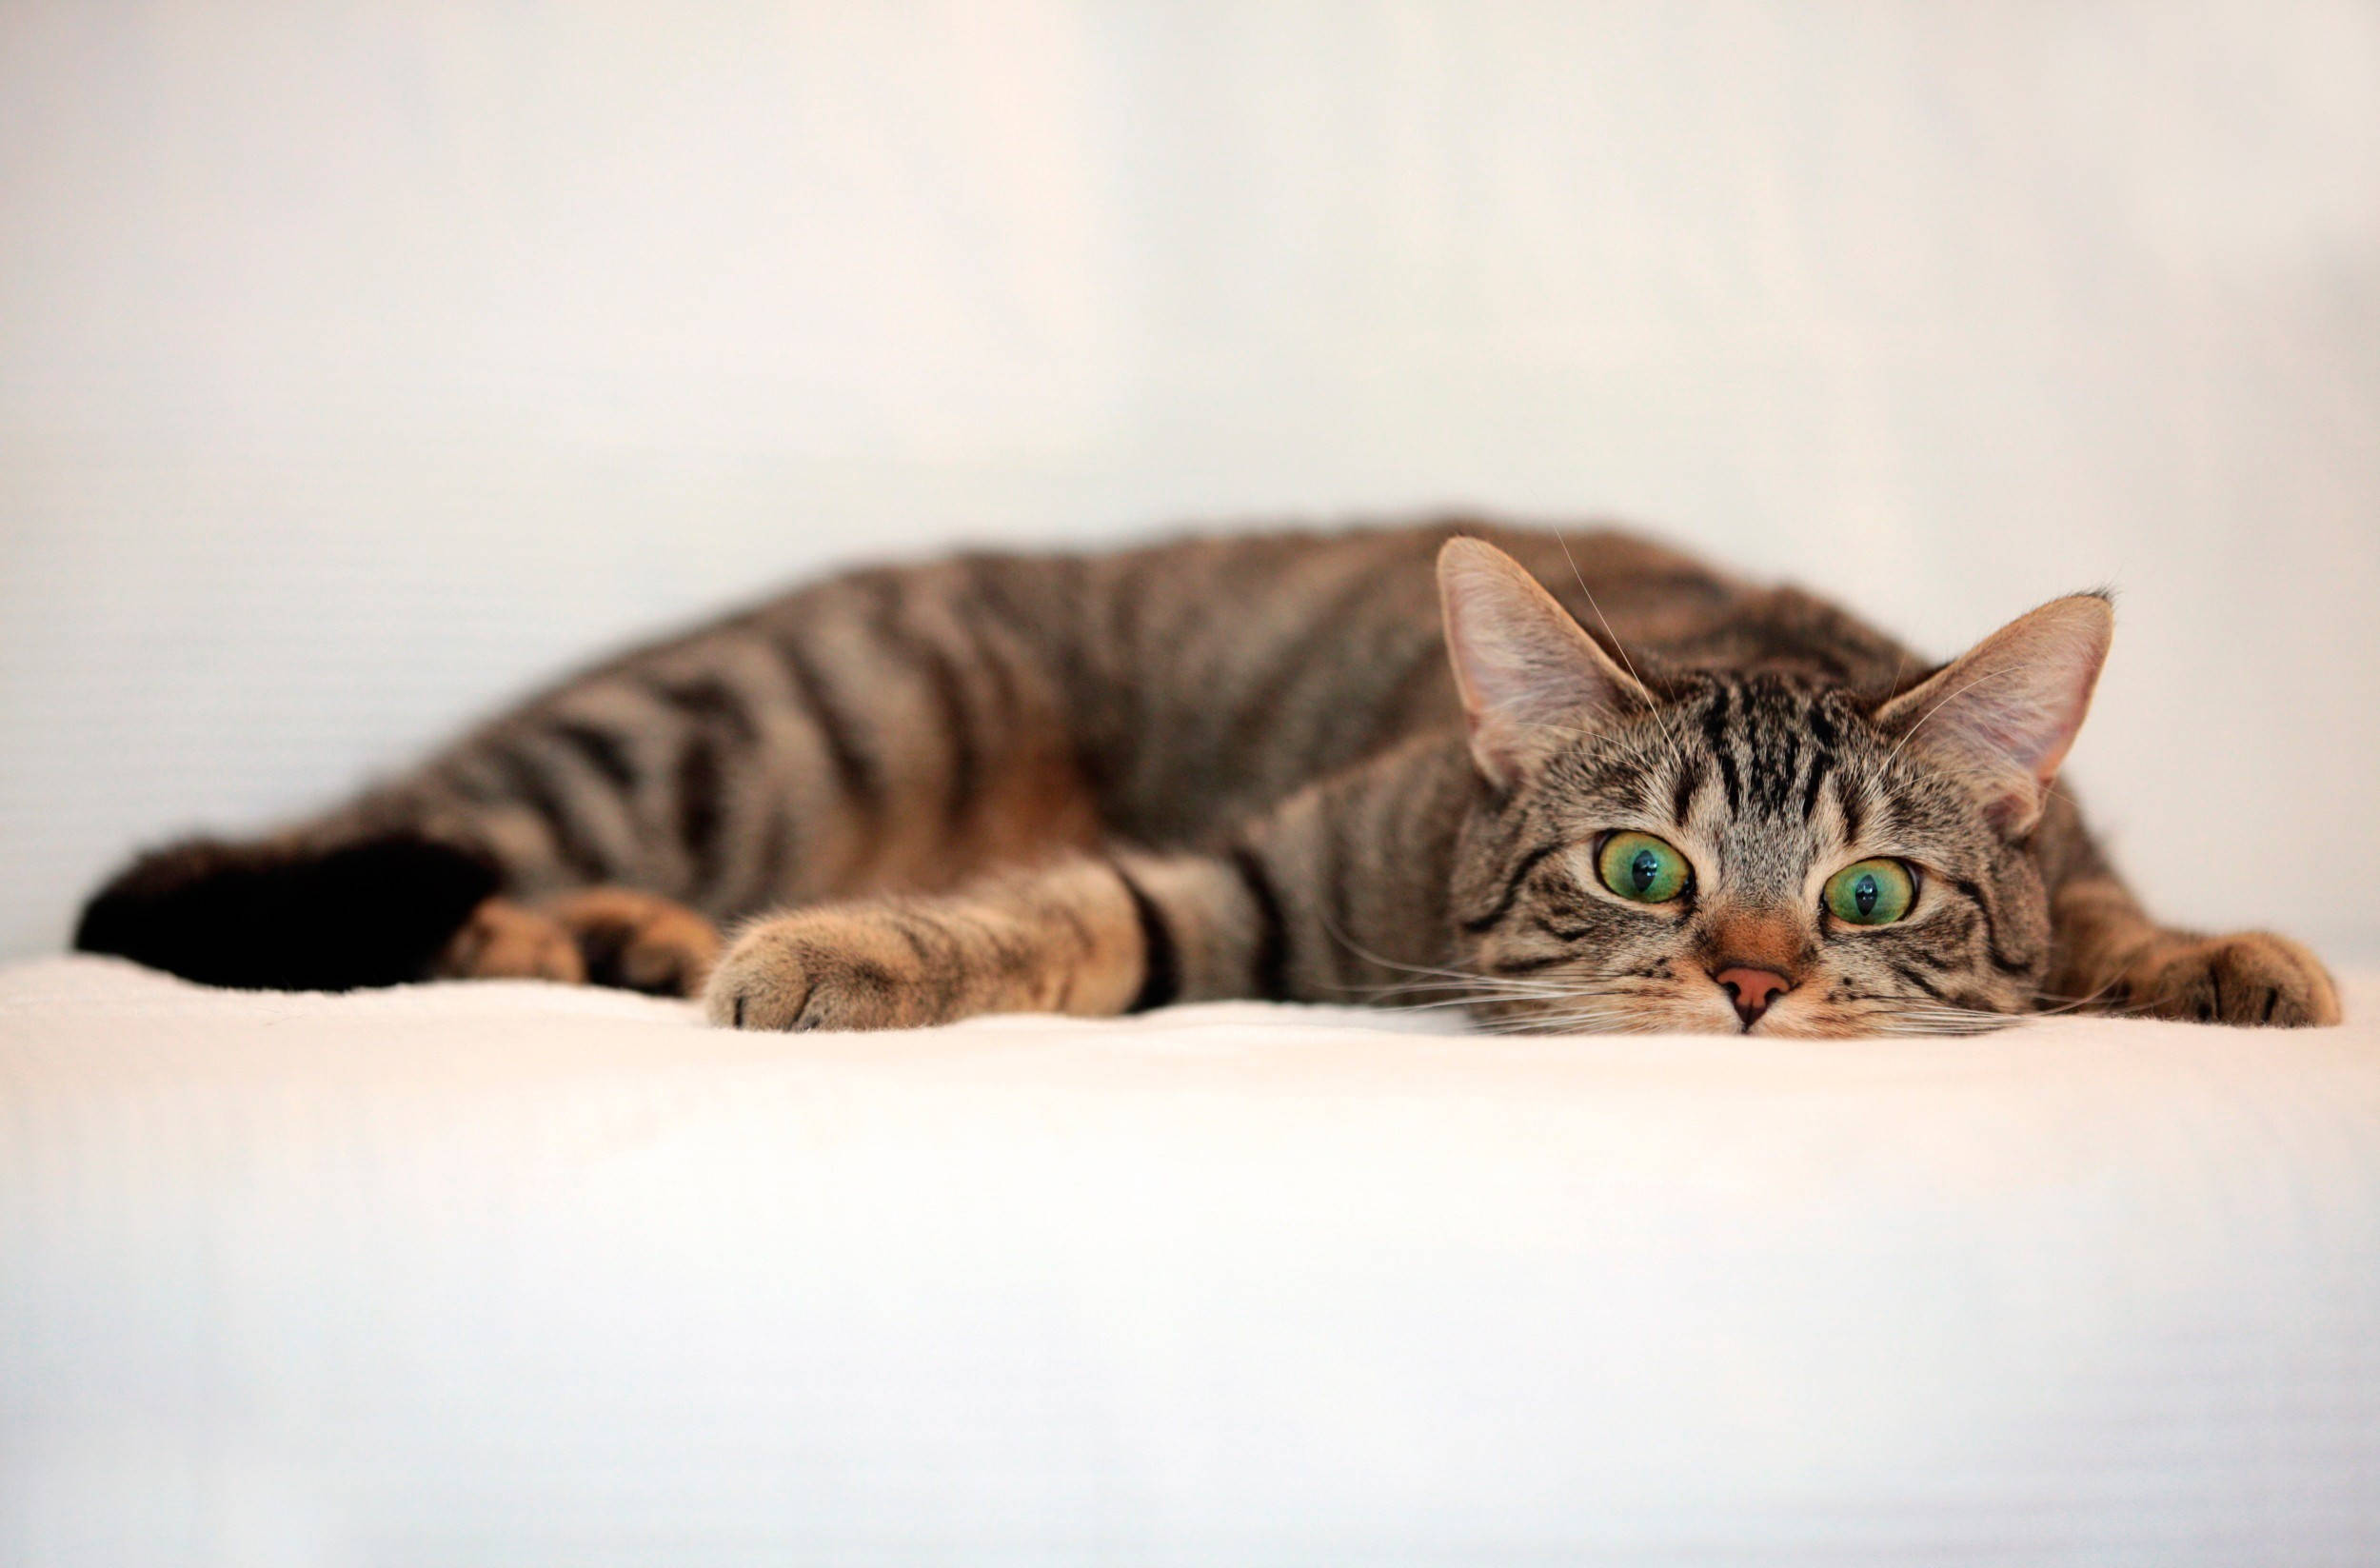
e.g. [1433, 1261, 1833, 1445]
[1483, 1010, 1668, 1037]
[1306, 912, 1604, 1003]
[1331, 973, 1582, 1006]
[1547, 527, 1692, 761]
[1373, 986, 1599, 1014]
[1866, 1016, 2012, 1037]
[1458, 983, 1669, 1035]
[1894, 1005, 2017, 1034]
[1880, 667, 2013, 774]
[2023, 973, 2191, 1020]
[1357, 983, 1577, 1005]
[1369, 974, 1666, 1009]
[1513, 720, 1618, 744]
[1813, 987, 2021, 1037]
[1349, 968, 1565, 993]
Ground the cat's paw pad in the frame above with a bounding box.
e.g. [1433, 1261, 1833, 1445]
[2123, 931, 2341, 1027]
[704, 913, 953, 1031]
[434, 898, 587, 984]
[541, 887, 720, 998]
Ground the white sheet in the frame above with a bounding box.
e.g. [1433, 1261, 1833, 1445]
[4, 954, 2377, 1565]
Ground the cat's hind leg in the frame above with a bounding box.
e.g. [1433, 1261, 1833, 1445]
[433, 887, 720, 997]
[542, 886, 720, 997]
[430, 898, 585, 984]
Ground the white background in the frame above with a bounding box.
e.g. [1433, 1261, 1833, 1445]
[4, 0, 2376, 965]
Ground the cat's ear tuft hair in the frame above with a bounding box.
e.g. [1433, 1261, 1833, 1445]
[1874, 592, 2113, 837]
[1437, 537, 1655, 789]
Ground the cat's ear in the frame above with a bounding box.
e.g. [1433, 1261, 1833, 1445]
[1437, 537, 1655, 789]
[1874, 593, 2112, 837]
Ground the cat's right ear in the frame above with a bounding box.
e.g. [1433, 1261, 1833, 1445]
[1437, 537, 1655, 789]
[1872, 592, 2112, 838]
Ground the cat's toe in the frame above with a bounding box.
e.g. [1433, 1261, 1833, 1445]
[542, 887, 721, 998]
[704, 926, 814, 1029]
[704, 915, 947, 1031]
[434, 898, 587, 984]
[2124, 931, 2341, 1027]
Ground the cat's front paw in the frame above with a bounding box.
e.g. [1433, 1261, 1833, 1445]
[704, 911, 958, 1031]
[2120, 931, 2342, 1027]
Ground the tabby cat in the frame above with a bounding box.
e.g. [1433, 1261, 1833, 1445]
[76, 523, 2340, 1034]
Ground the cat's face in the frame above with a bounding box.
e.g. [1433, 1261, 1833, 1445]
[1446, 675, 2057, 1034]
[1436, 539, 2110, 1037]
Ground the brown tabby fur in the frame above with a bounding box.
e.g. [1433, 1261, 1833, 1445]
[77, 523, 2340, 1034]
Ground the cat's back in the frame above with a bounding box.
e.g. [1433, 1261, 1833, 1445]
[992, 517, 1918, 720]
[393, 519, 1925, 870]
[953, 520, 1915, 842]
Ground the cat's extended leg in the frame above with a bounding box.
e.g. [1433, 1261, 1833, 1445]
[2037, 799, 2340, 1026]
[707, 739, 1474, 1030]
[704, 857, 1154, 1029]
[2046, 870, 2340, 1026]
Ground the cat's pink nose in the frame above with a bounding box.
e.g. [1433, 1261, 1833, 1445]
[1715, 966, 1793, 1029]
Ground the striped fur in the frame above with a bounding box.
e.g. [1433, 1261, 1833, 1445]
[76, 522, 2339, 1033]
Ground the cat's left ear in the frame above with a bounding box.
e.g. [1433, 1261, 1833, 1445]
[1438, 537, 1656, 789]
[1874, 593, 2113, 837]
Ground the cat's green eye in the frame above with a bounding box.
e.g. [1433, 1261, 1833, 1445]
[1824, 859, 1916, 926]
[1597, 831, 1691, 904]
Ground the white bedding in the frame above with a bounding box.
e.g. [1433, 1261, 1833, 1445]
[4, 954, 2377, 1566]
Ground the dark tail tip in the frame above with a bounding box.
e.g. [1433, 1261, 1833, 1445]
[74, 831, 503, 991]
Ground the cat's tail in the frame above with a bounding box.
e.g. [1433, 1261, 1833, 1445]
[73, 828, 502, 991]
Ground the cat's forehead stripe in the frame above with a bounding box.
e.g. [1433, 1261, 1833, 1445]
[1669, 674, 1861, 831]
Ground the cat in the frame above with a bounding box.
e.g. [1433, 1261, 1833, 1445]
[75, 522, 2340, 1035]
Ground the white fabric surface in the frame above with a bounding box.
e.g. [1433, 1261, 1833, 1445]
[3, 956, 2376, 1565]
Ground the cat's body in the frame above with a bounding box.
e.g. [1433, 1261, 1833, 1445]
[77, 522, 2340, 1034]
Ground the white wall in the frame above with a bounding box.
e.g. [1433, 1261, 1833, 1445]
[5, 0, 2377, 965]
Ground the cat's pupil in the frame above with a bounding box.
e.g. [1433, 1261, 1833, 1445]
[1630, 848, 1659, 894]
[1854, 873, 1878, 917]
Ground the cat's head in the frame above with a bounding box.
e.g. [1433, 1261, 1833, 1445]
[1437, 537, 2111, 1036]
